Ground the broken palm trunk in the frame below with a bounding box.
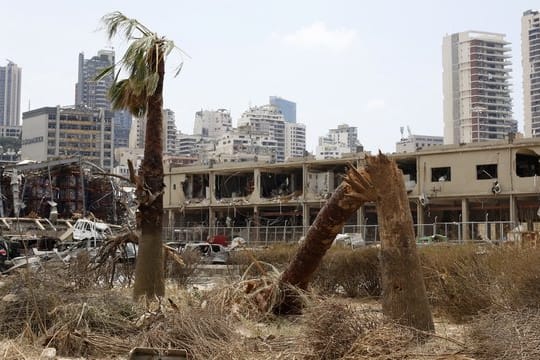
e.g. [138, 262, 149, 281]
[277, 153, 434, 332]
[368, 154, 434, 332]
[276, 164, 376, 314]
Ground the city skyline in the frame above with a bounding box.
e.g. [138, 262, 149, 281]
[2, 0, 539, 153]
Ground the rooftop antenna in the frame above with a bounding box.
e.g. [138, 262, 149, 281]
[407, 125, 412, 137]
[400, 126, 404, 139]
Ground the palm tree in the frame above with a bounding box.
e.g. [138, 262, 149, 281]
[98, 11, 183, 300]
[279, 154, 434, 332]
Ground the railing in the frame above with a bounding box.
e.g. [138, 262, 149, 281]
[162, 221, 517, 246]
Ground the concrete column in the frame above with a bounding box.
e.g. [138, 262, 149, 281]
[302, 203, 310, 233]
[416, 202, 425, 237]
[509, 195, 517, 225]
[461, 198, 470, 240]
[253, 206, 260, 243]
[208, 207, 215, 238]
[168, 210, 174, 228]
[253, 168, 261, 202]
[208, 172, 215, 203]
[302, 163, 308, 201]
[357, 205, 366, 226]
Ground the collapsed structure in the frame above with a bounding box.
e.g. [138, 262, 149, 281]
[0, 158, 130, 225]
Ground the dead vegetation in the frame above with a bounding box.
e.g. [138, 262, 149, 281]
[1, 243, 540, 358]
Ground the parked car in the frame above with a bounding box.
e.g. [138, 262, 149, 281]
[334, 233, 366, 247]
[72, 219, 113, 248]
[182, 242, 230, 264]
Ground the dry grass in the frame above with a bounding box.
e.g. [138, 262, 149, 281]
[3, 243, 540, 359]
[468, 308, 540, 360]
[302, 299, 379, 359]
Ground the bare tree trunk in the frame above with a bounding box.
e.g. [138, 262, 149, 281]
[277, 165, 376, 313]
[277, 154, 434, 332]
[368, 154, 434, 332]
[133, 46, 165, 300]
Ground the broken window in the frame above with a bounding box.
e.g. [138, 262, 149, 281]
[476, 164, 498, 180]
[396, 158, 417, 182]
[215, 173, 254, 199]
[431, 167, 451, 182]
[182, 174, 209, 200]
[260, 170, 302, 199]
[516, 151, 540, 177]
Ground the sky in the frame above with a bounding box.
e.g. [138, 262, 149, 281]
[1, 0, 538, 153]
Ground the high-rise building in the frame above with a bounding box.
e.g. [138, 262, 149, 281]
[193, 109, 232, 138]
[22, 106, 114, 169]
[522, 10, 540, 137]
[164, 109, 177, 154]
[74, 50, 132, 149]
[269, 96, 296, 123]
[129, 109, 176, 153]
[113, 110, 132, 149]
[443, 31, 516, 144]
[285, 122, 306, 160]
[238, 104, 286, 162]
[0, 61, 22, 126]
[75, 50, 115, 110]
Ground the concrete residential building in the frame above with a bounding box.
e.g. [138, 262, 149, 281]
[75, 50, 115, 110]
[164, 109, 177, 154]
[443, 31, 517, 144]
[21, 106, 113, 169]
[316, 124, 361, 159]
[269, 96, 296, 123]
[113, 110, 132, 150]
[522, 10, 540, 137]
[237, 104, 286, 162]
[285, 122, 306, 160]
[0, 61, 22, 126]
[128, 109, 177, 153]
[396, 133, 444, 153]
[208, 128, 276, 164]
[193, 109, 232, 138]
[74, 50, 132, 149]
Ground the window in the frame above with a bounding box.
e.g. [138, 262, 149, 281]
[431, 167, 451, 182]
[476, 164, 498, 179]
[516, 152, 540, 177]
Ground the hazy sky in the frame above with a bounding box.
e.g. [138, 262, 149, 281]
[2, 0, 538, 153]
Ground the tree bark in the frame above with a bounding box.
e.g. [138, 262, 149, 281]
[277, 154, 434, 332]
[367, 154, 434, 332]
[133, 45, 165, 300]
[277, 165, 376, 313]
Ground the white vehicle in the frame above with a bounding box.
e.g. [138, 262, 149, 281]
[72, 219, 113, 248]
[182, 242, 230, 264]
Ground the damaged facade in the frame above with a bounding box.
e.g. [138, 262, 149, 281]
[0, 158, 129, 225]
[164, 138, 540, 241]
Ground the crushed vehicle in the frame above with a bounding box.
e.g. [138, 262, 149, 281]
[181, 242, 230, 264]
[0, 237, 22, 272]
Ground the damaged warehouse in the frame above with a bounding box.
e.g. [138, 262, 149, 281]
[0, 158, 130, 224]
[164, 139, 540, 244]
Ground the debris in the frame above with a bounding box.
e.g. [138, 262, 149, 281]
[40, 347, 57, 359]
[1, 293, 18, 302]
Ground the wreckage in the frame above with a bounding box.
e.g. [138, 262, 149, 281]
[0, 157, 135, 273]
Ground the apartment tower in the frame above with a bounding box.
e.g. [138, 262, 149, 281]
[443, 31, 516, 144]
[522, 10, 540, 137]
[0, 61, 22, 126]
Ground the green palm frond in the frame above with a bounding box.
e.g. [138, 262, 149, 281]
[99, 11, 187, 116]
